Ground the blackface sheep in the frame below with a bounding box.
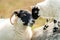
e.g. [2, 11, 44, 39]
[0, 10, 35, 40]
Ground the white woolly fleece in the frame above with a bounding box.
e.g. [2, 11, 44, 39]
[0, 14, 32, 40]
[31, 22, 60, 40]
[35, 0, 60, 21]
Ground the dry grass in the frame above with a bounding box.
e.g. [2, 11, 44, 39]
[0, 0, 44, 18]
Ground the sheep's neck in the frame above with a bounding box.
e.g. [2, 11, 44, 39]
[14, 24, 27, 32]
[14, 24, 28, 40]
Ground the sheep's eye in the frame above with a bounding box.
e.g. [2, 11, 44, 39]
[21, 14, 26, 17]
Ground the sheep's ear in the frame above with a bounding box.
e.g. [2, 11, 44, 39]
[13, 11, 18, 16]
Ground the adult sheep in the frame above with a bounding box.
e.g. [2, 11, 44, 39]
[31, 21, 60, 40]
[0, 10, 35, 40]
[32, 0, 60, 29]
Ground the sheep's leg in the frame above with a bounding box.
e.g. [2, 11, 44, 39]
[43, 19, 49, 30]
[58, 21, 60, 27]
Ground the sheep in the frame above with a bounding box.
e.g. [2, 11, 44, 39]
[31, 21, 60, 40]
[32, 0, 60, 29]
[32, 0, 60, 19]
[0, 10, 35, 40]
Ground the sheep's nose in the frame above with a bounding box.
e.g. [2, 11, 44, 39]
[30, 20, 35, 26]
[29, 20, 35, 27]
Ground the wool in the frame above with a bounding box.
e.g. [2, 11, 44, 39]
[31, 22, 60, 40]
[35, 0, 60, 21]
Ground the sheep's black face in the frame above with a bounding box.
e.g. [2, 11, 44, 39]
[17, 10, 35, 26]
[32, 6, 40, 19]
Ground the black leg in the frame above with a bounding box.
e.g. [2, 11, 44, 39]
[53, 27, 58, 32]
[53, 19, 58, 32]
[43, 25, 49, 30]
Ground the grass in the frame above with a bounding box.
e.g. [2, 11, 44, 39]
[32, 17, 46, 29]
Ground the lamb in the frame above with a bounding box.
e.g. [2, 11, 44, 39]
[32, 0, 60, 29]
[0, 10, 35, 40]
[31, 21, 60, 40]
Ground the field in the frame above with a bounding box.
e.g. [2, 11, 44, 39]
[0, 0, 47, 29]
[0, 0, 44, 18]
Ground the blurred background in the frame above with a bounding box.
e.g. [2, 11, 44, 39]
[0, 0, 44, 18]
[0, 0, 49, 29]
